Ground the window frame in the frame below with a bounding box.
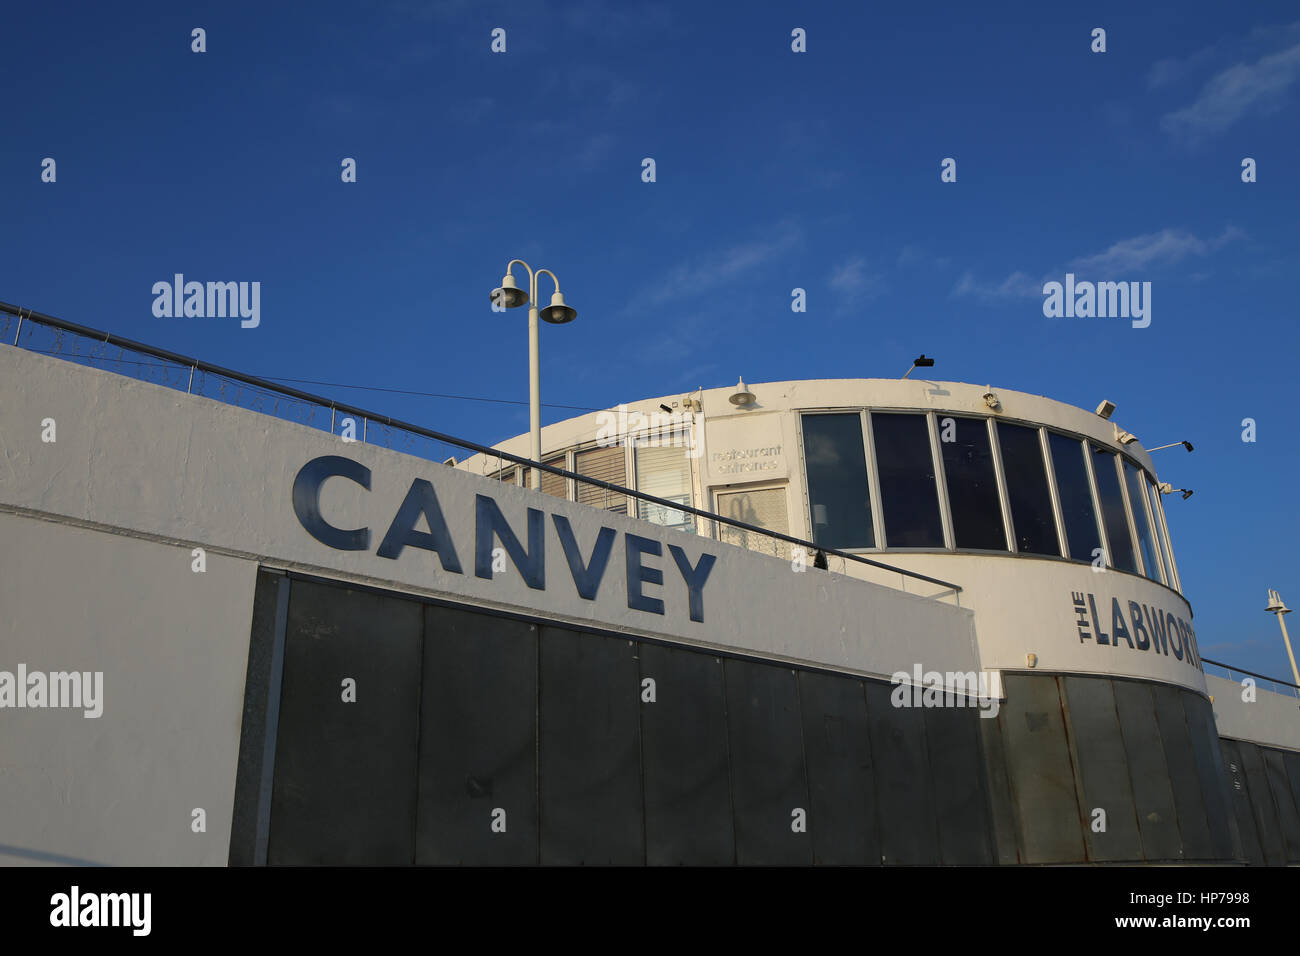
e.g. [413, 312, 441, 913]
[868, 409, 946, 551]
[711, 479, 793, 559]
[1121, 455, 1167, 586]
[784, 405, 1183, 593]
[632, 431, 697, 533]
[934, 412, 1009, 553]
[797, 409, 879, 550]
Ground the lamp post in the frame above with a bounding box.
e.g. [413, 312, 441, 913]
[490, 260, 577, 490]
[1266, 589, 1300, 692]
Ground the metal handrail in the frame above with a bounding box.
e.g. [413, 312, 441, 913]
[0, 299, 963, 597]
[1201, 657, 1300, 694]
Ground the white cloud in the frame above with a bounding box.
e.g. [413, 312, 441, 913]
[1070, 227, 1244, 273]
[644, 224, 803, 306]
[827, 256, 885, 316]
[829, 256, 884, 297]
[952, 226, 1246, 302]
[950, 270, 1040, 300]
[1161, 41, 1300, 137]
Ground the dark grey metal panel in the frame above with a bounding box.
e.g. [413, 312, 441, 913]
[724, 659, 812, 865]
[923, 703, 994, 864]
[415, 606, 538, 865]
[1284, 752, 1300, 861]
[638, 642, 734, 865]
[539, 626, 643, 865]
[1061, 676, 1142, 861]
[268, 579, 423, 865]
[1184, 693, 1240, 861]
[1149, 683, 1213, 861]
[1112, 680, 1182, 861]
[229, 569, 283, 866]
[1236, 740, 1285, 865]
[1261, 747, 1300, 863]
[798, 671, 878, 865]
[998, 674, 1086, 863]
[863, 681, 939, 864]
[978, 709, 1021, 864]
[1219, 738, 1265, 864]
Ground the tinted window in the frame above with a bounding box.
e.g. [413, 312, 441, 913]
[1148, 479, 1177, 589]
[802, 414, 874, 549]
[998, 423, 1060, 556]
[939, 416, 1005, 550]
[1049, 432, 1102, 563]
[1091, 446, 1137, 572]
[1124, 460, 1164, 583]
[872, 413, 943, 548]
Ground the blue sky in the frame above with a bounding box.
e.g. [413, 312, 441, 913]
[4, 0, 1298, 678]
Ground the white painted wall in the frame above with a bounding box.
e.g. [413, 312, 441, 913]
[1207, 674, 1300, 753]
[0, 512, 255, 865]
[852, 551, 1204, 694]
[460, 375, 1204, 694]
[0, 346, 982, 864]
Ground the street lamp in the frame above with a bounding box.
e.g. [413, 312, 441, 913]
[490, 260, 577, 490]
[901, 354, 935, 379]
[1265, 589, 1300, 692]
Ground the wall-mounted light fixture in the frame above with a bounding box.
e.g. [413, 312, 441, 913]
[729, 378, 756, 407]
[1095, 400, 1116, 420]
[902, 354, 935, 379]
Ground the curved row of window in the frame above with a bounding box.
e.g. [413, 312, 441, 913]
[802, 411, 1180, 590]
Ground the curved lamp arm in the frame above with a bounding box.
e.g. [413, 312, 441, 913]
[504, 259, 536, 299]
[535, 268, 561, 299]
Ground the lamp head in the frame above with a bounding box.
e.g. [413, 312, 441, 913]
[1267, 589, 1291, 614]
[729, 378, 756, 407]
[490, 274, 529, 309]
[539, 290, 577, 324]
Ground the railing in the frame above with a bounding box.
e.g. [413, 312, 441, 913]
[1201, 658, 1300, 699]
[0, 300, 963, 603]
